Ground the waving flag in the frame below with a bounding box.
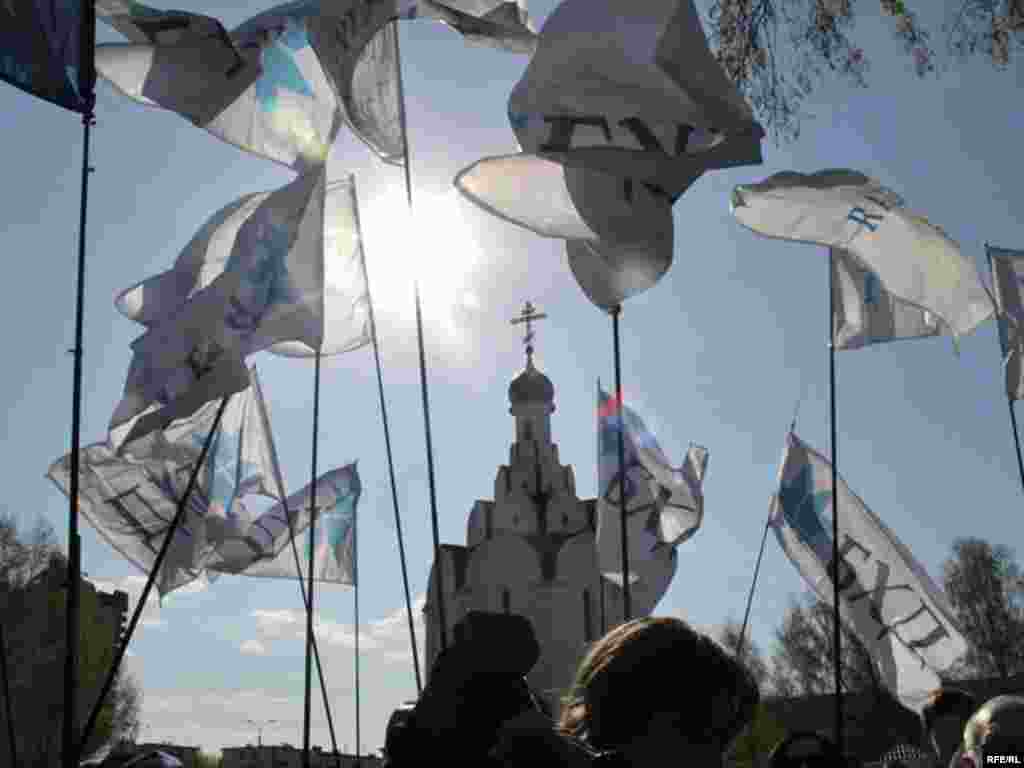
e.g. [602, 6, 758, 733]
[115, 168, 371, 355]
[769, 432, 967, 713]
[1, 0, 94, 112]
[832, 248, 945, 351]
[50, 384, 282, 596]
[456, 0, 762, 310]
[596, 384, 706, 587]
[731, 170, 994, 340]
[96, 0, 536, 170]
[222, 464, 361, 585]
[987, 245, 1024, 401]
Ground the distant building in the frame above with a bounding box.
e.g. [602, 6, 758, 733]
[221, 745, 382, 768]
[423, 325, 677, 712]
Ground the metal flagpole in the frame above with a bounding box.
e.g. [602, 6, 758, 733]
[350, 177, 422, 693]
[828, 250, 844, 756]
[392, 22, 448, 655]
[985, 245, 1024, 495]
[0, 622, 18, 768]
[253, 369, 341, 762]
[78, 396, 231, 756]
[63, 3, 97, 762]
[303, 353, 322, 768]
[354, 512, 361, 764]
[610, 305, 632, 621]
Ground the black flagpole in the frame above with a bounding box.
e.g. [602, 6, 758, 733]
[828, 250, 844, 756]
[254, 369, 340, 762]
[610, 305, 632, 621]
[737, 517, 771, 661]
[63, 3, 97, 761]
[986, 245, 1024, 495]
[78, 396, 231, 756]
[351, 177, 422, 693]
[0, 622, 18, 768]
[393, 22, 448, 655]
[303, 352, 322, 768]
[354, 513, 361, 763]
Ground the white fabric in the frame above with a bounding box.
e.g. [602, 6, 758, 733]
[832, 247, 946, 351]
[731, 170, 995, 339]
[222, 464, 361, 585]
[566, 238, 672, 311]
[97, 0, 535, 170]
[596, 384, 706, 587]
[987, 246, 1024, 400]
[114, 168, 370, 369]
[769, 432, 968, 713]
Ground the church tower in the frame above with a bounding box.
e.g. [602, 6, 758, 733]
[422, 303, 677, 712]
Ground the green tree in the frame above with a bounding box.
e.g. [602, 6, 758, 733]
[0, 513, 142, 767]
[195, 751, 222, 768]
[942, 537, 1024, 680]
[706, 0, 1023, 141]
[718, 620, 770, 690]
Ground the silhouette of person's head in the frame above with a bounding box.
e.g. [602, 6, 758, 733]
[559, 616, 759, 766]
[962, 695, 1024, 766]
[769, 732, 846, 768]
[921, 688, 978, 766]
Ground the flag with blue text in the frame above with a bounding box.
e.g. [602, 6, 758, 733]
[769, 432, 967, 713]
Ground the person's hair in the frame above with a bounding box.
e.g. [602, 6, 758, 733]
[921, 688, 979, 734]
[558, 616, 759, 751]
[963, 695, 1024, 756]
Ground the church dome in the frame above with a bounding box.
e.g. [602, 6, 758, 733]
[509, 360, 554, 404]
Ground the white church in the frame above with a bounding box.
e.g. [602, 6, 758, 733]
[422, 304, 677, 711]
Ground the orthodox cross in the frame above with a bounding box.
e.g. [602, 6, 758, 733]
[510, 301, 548, 366]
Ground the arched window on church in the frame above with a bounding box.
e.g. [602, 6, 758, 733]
[502, 588, 511, 614]
[582, 589, 593, 642]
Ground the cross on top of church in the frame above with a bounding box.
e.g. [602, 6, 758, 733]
[510, 301, 548, 366]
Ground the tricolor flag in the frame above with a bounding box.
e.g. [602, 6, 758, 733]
[596, 384, 707, 587]
[769, 432, 967, 713]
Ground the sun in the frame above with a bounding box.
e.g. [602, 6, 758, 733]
[356, 186, 484, 346]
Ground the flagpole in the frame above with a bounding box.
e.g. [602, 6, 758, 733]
[303, 352, 322, 768]
[354, 512, 361, 763]
[78, 396, 231, 756]
[393, 21, 448, 655]
[828, 249, 844, 756]
[737, 516, 771, 661]
[63, 1, 97, 758]
[0, 622, 18, 768]
[350, 177, 422, 693]
[611, 304, 632, 621]
[254, 370, 341, 762]
[1007, 400, 1024, 494]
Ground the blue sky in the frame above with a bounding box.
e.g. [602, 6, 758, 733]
[2, 0, 1023, 757]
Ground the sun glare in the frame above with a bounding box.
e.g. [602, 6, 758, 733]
[358, 187, 485, 347]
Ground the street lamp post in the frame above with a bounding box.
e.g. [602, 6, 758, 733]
[245, 719, 278, 748]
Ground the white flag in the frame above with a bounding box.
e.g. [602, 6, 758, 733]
[731, 170, 995, 340]
[832, 248, 945, 351]
[219, 464, 361, 586]
[50, 384, 283, 596]
[987, 245, 1024, 401]
[596, 385, 706, 587]
[769, 432, 967, 713]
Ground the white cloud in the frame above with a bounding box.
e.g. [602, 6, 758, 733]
[240, 639, 267, 655]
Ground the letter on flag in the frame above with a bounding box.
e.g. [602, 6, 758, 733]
[769, 432, 967, 713]
[596, 384, 706, 589]
[1, 0, 94, 112]
[731, 170, 994, 340]
[832, 248, 945, 351]
[987, 245, 1024, 401]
